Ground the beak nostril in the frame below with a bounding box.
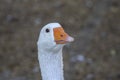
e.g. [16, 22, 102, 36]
[60, 35, 63, 37]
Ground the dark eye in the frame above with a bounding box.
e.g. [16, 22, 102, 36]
[45, 28, 50, 33]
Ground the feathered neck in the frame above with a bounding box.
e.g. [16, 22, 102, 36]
[38, 47, 64, 80]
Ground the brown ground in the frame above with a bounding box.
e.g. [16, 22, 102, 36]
[0, 0, 120, 80]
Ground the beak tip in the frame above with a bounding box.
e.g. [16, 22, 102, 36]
[67, 36, 74, 42]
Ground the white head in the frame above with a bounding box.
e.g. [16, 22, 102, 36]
[37, 23, 74, 80]
[37, 23, 74, 52]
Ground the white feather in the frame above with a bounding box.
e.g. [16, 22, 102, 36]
[37, 23, 64, 80]
[37, 23, 74, 80]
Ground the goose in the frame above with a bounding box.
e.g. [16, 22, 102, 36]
[37, 23, 74, 80]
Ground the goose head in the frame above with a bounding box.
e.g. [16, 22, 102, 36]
[37, 23, 74, 52]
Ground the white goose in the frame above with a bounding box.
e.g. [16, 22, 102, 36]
[37, 23, 74, 80]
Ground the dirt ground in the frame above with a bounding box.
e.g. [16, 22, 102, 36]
[0, 0, 120, 80]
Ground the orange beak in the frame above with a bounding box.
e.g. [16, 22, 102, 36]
[53, 27, 74, 44]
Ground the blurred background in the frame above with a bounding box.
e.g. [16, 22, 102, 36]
[0, 0, 120, 80]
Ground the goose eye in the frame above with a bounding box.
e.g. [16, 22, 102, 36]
[45, 28, 50, 33]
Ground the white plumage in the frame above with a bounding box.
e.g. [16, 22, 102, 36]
[37, 23, 74, 80]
